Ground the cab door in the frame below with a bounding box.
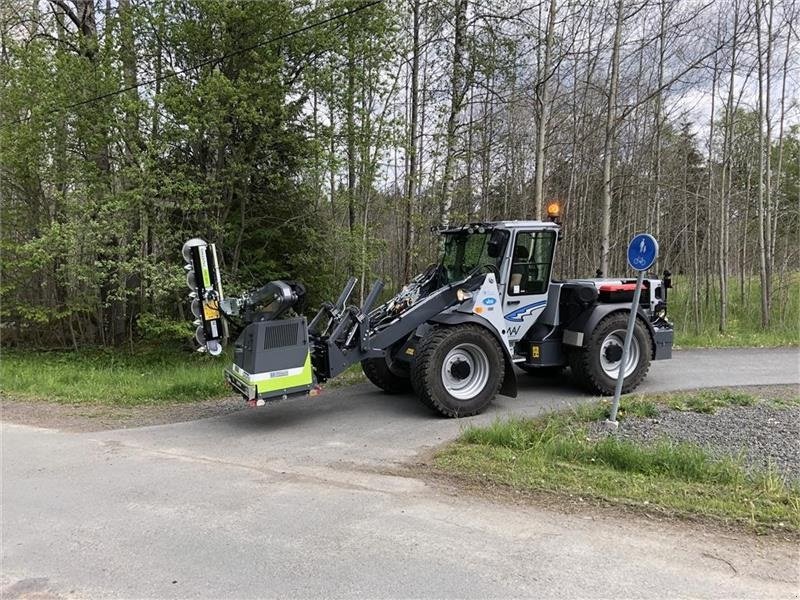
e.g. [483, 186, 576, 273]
[502, 229, 556, 343]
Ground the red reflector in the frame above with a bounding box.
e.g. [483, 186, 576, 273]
[599, 283, 637, 292]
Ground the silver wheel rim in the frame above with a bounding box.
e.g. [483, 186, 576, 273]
[441, 343, 490, 400]
[599, 329, 640, 379]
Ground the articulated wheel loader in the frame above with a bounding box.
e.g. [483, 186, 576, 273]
[183, 210, 673, 417]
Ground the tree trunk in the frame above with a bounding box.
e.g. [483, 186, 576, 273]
[403, 0, 421, 281]
[755, 0, 770, 328]
[600, 0, 624, 277]
[532, 0, 557, 220]
[440, 0, 468, 226]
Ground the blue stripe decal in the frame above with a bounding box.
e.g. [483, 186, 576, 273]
[504, 300, 548, 322]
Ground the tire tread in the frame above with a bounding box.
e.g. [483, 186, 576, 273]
[569, 312, 651, 395]
[411, 325, 504, 417]
[362, 357, 412, 394]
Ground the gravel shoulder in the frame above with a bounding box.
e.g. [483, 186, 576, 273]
[592, 385, 800, 482]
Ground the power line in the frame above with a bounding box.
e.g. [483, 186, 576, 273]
[9, 0, 382, 126]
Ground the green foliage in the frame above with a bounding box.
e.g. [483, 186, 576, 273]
[136, 314, 193, 345]
[439, 399, 799, 531]
[0, 348, 228, 406]
[1, 0, 396, 347]
[1, 0, 796, 354]
[669, 274, 800, 347]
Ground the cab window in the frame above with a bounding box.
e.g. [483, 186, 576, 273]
[508, 230, 555, 296]
[440, 229, 507, 284]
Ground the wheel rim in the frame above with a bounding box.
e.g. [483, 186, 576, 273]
[599, 329, 640, 379]
[441, 343, 490, 400]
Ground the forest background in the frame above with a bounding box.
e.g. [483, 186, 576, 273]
[1, 0, 798, 355]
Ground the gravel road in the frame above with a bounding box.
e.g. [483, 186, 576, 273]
[2, 347, 799, 599]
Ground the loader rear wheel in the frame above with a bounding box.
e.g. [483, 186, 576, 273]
[569, 312, 651, 396]
[361, 357, 411, 394]
[411, 325, 504, 418]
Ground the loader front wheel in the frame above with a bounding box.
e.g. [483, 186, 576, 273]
[361, 357, 412, 394]
[411, 325, 504, 418]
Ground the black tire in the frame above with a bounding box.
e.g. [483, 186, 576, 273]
[569, 312, 651, 395]
[361, 356, 412, 394]
[519, 364, 564, 377]
[411, 325, 505, 418]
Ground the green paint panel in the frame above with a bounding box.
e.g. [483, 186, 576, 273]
[227, 353, 313, 395]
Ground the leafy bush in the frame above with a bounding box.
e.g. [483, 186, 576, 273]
[137, 313, 193, 345]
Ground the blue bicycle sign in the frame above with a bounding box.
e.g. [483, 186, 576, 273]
[627, 233, 658, 272]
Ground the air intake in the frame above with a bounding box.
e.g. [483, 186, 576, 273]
[264, 321, 301, 350]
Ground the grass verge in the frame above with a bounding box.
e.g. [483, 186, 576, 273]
[669, 273, 799, 348]
[433, 392, 800, 533]
[0, 345, 368, 407]
[0, 348, 229, 406]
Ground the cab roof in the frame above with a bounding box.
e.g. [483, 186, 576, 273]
[440, 220, 560, 234]
[490, 220, 560, 229]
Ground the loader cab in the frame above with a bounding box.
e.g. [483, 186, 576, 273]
[438, 222, 559, 343]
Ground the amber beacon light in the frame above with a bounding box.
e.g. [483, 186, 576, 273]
[546, 201, 561, 222]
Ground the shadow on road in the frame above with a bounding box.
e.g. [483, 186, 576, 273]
[212, 383, 438, 435]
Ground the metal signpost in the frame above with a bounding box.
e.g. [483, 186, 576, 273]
[606, 233, 659, 428]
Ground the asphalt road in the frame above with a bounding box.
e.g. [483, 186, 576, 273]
[2, 348, 799, 599]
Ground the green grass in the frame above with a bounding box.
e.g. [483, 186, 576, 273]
[323, 363, 367, 388]
[0, 348, 230, 406]
[669, 273, 799, 348]
[434, 394, 800, 532]
[658, 389, 757, 414]
[0, 344, 368, 407]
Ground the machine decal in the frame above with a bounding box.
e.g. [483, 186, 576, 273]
[482, 297, 497, 306]
[504, 300, 548, 322]
[226, 354, 313, 390]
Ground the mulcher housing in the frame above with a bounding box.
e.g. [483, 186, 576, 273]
[183, 219, 674, 417]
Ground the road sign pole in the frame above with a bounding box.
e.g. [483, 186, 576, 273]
[605, 232, 658, 429]
[607, 269, 645, 425]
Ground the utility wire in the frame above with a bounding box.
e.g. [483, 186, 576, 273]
[9, 0, 382, 126]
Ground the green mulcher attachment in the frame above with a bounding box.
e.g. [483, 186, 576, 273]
[182, 239, 314, 404]
[222, 281, 315, 405]
[180, 237, 445, 407]
[182, 238, 227, 357]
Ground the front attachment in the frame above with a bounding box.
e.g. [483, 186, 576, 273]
[182, 238, 226, 356]
[225, 317, 314, 402]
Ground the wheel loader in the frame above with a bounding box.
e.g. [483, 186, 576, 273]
[183, 208, 673, 417]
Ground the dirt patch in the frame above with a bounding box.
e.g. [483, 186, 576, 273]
[0, 394, 246, 432]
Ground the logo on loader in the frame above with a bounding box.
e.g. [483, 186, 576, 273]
[504, 300, 548, 322]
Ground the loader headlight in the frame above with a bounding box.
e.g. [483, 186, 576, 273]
[456, 289, 473, 302]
